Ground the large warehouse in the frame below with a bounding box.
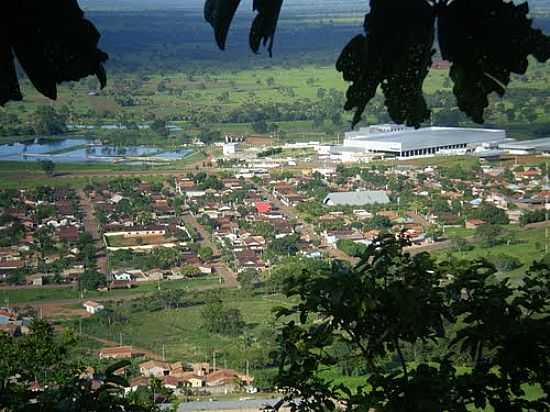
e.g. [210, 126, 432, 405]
[341, 125, 507, 158]
[498, 137, 550, 155]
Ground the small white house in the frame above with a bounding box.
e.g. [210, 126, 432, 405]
[83, 301, 104, 314]
[223, 143, 240, 156]
[113, 272, 133, 281]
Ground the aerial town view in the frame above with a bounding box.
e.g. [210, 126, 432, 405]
[0, 1, 549, 411]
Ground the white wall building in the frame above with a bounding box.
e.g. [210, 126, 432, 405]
[223, 143, 240, 156]
[83, 301, 104, 314]
[340, 125, 507, 158]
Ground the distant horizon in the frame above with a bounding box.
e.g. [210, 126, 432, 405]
[79, 0, 550, 12]
[80, 0, 364, 11]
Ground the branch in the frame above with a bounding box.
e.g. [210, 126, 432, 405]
[394, 336, 409, 381]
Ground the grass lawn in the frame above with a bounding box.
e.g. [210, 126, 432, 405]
[0, 277, 219, 304]
[437, 226, 547, 283]
[444, 227, 476, 238]
[79, 291, 293, 368]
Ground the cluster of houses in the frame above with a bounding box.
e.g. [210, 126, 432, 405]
[1, 161, 547, 286]
[0, 188, 86, 285]
[258, 162, 550, 251]
[175, 176, 320, 272]
[131, 360, 254, 395]
[97, 345, 254, 395]
[86, 180, 213, 284]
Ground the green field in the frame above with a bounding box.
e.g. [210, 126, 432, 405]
[78, 290, 293, 368]
[437, 226, 547, 282]
[5, 56, 550, 144]
[0, 277, 219, 305]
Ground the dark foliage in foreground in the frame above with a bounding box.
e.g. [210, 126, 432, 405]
[0, 1, 108, 106]
[208, 0, 550, 128]
[272, 234, 550, 411]
[0, 320, 150, 412]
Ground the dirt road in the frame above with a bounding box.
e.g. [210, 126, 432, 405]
[78, 189, 107, 274]
[182, 214, 238, 288]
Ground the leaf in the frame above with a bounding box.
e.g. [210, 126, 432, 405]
[3, 0, 108, 104]
[438, 0, 550, 123]
[249, 0, 284, 57]
[0, 42, 22, 106]
[337, 0, 435, 128]
[204, 0, 242, 50]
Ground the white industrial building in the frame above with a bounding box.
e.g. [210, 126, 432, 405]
[339, 125, 507, 158]
[498, 137, 550, 155]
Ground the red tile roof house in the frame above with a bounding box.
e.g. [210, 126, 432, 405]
[82, 300, 104, 314]
[139, 360, 171, 378]
[56, 225, 80, 243]
[98, 346, 137, 360]
[206, 368, 254, 394]
[465, 219, 487, 230]
[255, 201, 272, 214]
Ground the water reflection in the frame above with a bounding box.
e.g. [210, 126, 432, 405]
[0, 138, 191, 163]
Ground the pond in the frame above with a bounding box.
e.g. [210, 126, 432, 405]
[0, 138, 192, 163]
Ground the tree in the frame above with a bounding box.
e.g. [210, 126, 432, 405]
[493, 254, 523, 272]
[237, 269, 260, 291]
[79, 270, 106, 291]
[425, 224, 443, 241]
[450, 236, 472, 253]
[200, 294, 245, 336]
[520, 209, 547, 226]
[336, 239, 367, 257]
[472, 203, 509, 225]
[32, 106, 67, 135]
[366, 214, 392, 230]
[33, 225, 54, 270]
[265, 234, 300, 262]
[272, 234, 550, 411]
[78, 232, 97, 270]
[150, 119, 169, 137]
[198, 246, 214, 261]
[475, 224, 504, 247]
[0, 320, 150, 411]
[6, 269, 26, 286]
[39, 160, 56, 177]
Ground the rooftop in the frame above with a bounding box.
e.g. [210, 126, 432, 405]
[499, 137, 550, 151]
[344, 126, 507, 151]
[323, 191, 390, 206]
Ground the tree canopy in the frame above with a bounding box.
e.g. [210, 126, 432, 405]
[272, 234, 550, 411]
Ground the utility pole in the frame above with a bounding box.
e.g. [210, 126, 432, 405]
[213, 351, 217, 372]
[119, 332, 123, 346]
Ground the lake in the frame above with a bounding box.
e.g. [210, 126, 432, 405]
[0, 138, 192, 163]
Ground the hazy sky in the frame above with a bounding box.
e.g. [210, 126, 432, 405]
[80, 0, 366, 12]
